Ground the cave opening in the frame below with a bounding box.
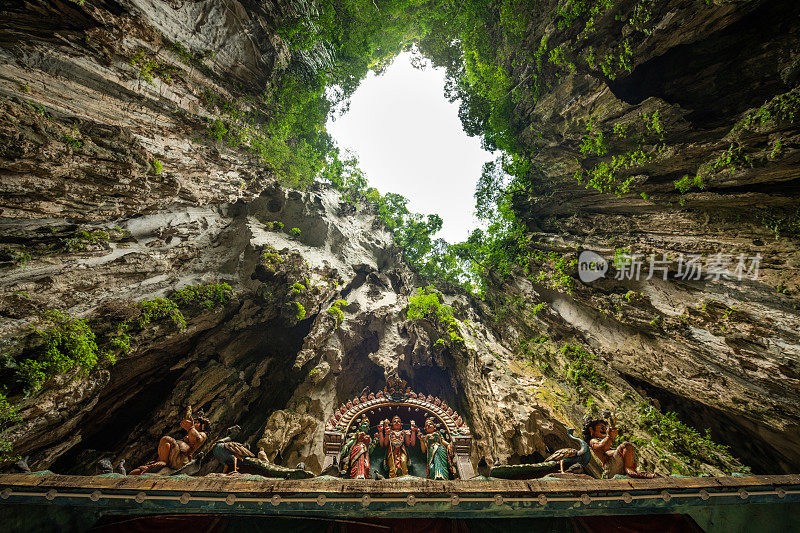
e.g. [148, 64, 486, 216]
[50, 313, 317, 474]
[608, 0, 800, 130]
[621, 373, 798, 475]
[334, 331, 386, 405]
[220, 315, 319, 454]
[50, 365, 186, 474]
[326, 49, 494, 244]
[400, 353, 470, 430]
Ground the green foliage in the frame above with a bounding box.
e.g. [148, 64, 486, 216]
[643, 110, 663, 139]
[110, 284, 233, 362]
[407, 286, 464, 346]
[612, 121, 628, 138]
[62, 229, 110, 253]
[770, 137, 783, 159]
[152, 158, 163, 175]
[712, 143, 751, 174]
[290, 227, 302, 237]
[136, 298, 186, 330]
[0, 246, 31, 266]
[580, 120, 608, 157]
[637, 402, 745, 473]
[127, 283, 235, 336]
[262, 246, 284, 273]
[555, 0, 614, 33]
[242, 0, 613, 293]
[63, 131, 82, 149]
[674, 173, 704, 194]
[294, 302, 307, 321]
[5, 283, 233, 402]
[572, 110, 667, 196]
[171, 283, 233, 309]
[574, 144, 659, 196]
[582, 44, 597, 66]
[560, 344, 607, 393]
[291, 282, 306, 294]
[528, 250, 576, 294]
[0, 392, 21, 462]
[739, 88, 800, 129]
[19, 311, 100, 392]
[613, 247, 632, 267]
[169, 41, 195, 66]
[754, 206, 800, 239]
[627, 0, 655, 34]
[208, 118, 228, 141]
[491, 293, 539, 322]
[129, 50, 179, 84]
[322, 151, 473, 291]
[327, 299, 348, 325]
[194, 0, 448, 189]
[548, 45, 576, 73]
[180, 1, 658, 298]
[106, 323, 130, 358]
[447, 192, 529, 294]
[27, 100, 50, 120]
[519, 333, 549, 357]
[407, 286, 446, 321]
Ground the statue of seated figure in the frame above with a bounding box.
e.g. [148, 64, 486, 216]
[130, 407, 209, 475]
[584, 418, 659, 479]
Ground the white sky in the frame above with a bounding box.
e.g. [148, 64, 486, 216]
[326, 52, 496, 243]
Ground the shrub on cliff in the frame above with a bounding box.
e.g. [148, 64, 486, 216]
[18, 310, 100, 392]
[407, 286, 464, 346]
[171, 283, 234, 309]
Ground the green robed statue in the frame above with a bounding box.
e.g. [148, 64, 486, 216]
[419, 417, 454, 480]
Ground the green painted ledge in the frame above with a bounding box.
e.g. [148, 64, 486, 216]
[0, 473, 797, 531]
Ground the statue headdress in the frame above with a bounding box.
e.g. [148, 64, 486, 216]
[582, 417, 605, 443]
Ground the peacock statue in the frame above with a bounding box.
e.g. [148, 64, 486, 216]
[212, 425, 255, 474]
[211, 425, 314, 479]
[490, 428, 591, 479]
[544, 427, 591, 472]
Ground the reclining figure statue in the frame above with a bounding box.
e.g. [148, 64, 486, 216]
[130, 406, 209, 475]
[584, 417, 659, 479]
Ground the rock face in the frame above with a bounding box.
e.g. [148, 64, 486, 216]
[0, 0, 796, 480]
[486, 0, 800, 475]
[0, 177, 573, 477]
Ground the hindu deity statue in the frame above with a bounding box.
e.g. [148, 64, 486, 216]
[339, 415, 375, 479]
[377, 415, 418, 478]
[584, 417, 659, 479]
[129, 406, 209, 475]
[419, 417, 454, 480]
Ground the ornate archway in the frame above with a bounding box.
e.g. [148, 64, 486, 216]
[323, 378, 474, 479]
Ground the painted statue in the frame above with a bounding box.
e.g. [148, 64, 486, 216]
[130, 406, 209, 475]
[377, 415, 418, 478]
[419, 417, 454, 480]
[212, 425, 255, 474]
[584, 417, 659, 478]
[544, 428, 591, 472]
[340, 415, 375, 479]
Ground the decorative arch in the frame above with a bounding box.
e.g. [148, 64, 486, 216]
[322, 378, 474, 479]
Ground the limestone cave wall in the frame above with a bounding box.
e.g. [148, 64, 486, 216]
[0, 0, 797, 480]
